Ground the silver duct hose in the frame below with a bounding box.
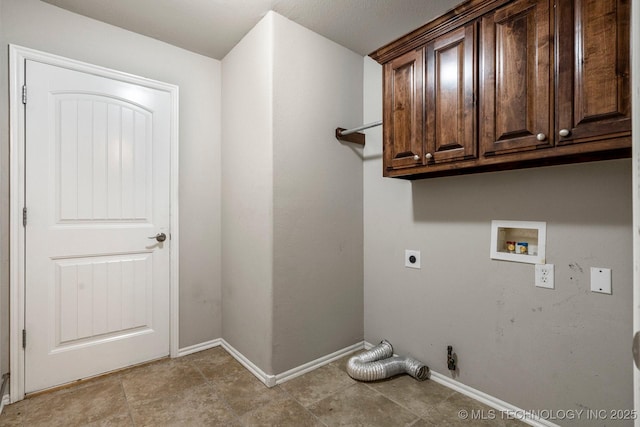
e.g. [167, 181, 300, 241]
[347, 340, 429, 382]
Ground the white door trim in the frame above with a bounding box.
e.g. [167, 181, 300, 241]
[633, 1, 640, 423]
[8, 44, 180, 402]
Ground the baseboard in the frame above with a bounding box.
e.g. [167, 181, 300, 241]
[177, 338, 278, 387]
[220, 339, 277, 387]
[220, 339, 365, 388]
[363, 342, 558, 427]
[0, 394, 9, 415]
[274, 341, 364, 385]
[429, 372, 559, 427]
[178, 338, 276, 387]
[177, 338, 222, 357]
[0, 373, 8, 415]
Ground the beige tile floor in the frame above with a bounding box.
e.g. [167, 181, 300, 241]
[0, 347, 524, 426]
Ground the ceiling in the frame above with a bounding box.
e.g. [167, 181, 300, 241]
[40, 0, 458, 60]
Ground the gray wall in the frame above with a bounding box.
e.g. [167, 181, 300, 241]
[221, 13, 275, 372]
[363, 56, 633, 425]
[0, 0, 223, 372]
[271, 13, 363, 373]
[222, 12, 364, 375]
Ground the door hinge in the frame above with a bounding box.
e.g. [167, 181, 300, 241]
[23, 207, 27, 227]
[22, 85, 27, 105]
[22, 329, 26, 349]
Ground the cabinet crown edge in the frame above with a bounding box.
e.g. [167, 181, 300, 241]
[369, 0, 509, 64]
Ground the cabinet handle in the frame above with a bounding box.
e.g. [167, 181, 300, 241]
[413, 155, 420, 161]
[559, 129, 570, 137]
[425, 153, 433, 160]
[536, 133, 546, 141]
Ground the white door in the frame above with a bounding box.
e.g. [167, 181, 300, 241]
[24, 59, 171, 393]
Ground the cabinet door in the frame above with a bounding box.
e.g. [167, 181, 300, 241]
[555, 0, 630, 145]
[425, 23, 477, 164]
[383, 48, 424, 171]
[480, 0, 552, 156]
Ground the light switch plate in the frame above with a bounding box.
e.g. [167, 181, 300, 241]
[405, 250, 421, 269]
[590, 267, 612, 294]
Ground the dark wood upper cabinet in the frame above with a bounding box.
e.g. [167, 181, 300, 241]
[555, 0, 630, 145]
[383, 48, 424, 171]
[480, 0, 552, 156]
[370, 0, 631, 179]
[426, 23, 477, 164]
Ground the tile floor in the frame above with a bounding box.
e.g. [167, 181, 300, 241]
[0, 347, 524, 426]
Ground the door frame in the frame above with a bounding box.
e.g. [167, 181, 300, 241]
[633, 0, 640, 423]
[8, 44, 180, 402]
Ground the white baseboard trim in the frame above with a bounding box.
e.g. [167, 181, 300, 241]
[176, 338, 278, 388]
[0, 394, 10, 415]
[363, 342, 558, 427]
[220, 339, 364, 388]
[0, 372, 9, 414]
[429, 372, 559, 427]
[220, 339, 277, 387]
[274, 341, 364, 385]
[176, 338, 222, 357]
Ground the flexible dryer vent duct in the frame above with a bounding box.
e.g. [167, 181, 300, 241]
[347, 340, 429, 382]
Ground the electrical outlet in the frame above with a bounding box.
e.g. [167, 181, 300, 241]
[405, 250, 421, 269]
[535, 263, 554, 289]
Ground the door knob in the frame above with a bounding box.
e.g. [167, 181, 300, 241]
[559, 129, 571, 137]
[148, 233, 167, 243]
[536, 133, 546, 141]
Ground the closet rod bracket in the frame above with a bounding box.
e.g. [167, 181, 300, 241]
[335, 127, 365, 145]
[335, 120, 382, 146]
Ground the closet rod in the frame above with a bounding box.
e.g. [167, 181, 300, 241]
[339, 120, 382, 136]
[335, 120, 382, 146]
